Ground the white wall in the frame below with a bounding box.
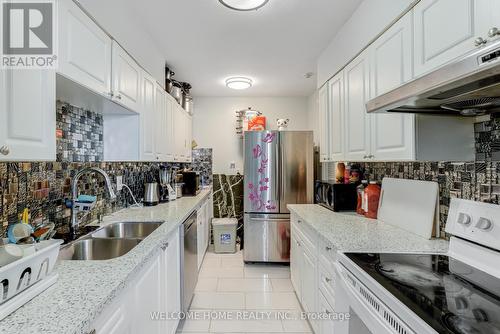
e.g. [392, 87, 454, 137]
[78, 0, 165, 84]
[193, 97, 310, 175]
[307, 91, 319, 146]
[317, 0, 416, 88]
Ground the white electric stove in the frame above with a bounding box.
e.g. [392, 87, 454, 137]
[334, 198, 500, 334]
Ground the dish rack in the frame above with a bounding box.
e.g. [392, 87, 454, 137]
[0, 239, 62, 320]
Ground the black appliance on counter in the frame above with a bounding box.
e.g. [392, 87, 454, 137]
[182, 171, 200, 196]
[314, 180, 357, 212]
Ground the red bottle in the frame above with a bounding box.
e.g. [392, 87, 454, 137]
[364, 181, 381, 219]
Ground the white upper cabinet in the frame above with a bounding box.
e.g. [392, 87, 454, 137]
[0, 70, 56, 161]
[155, 84, 169, 161]
[185, 113, 193, 162]
[111, 42, 141, 112]
[344, 51, 371, 161]
[318, 85, 329, 162]
[328, 71, 345, 161]
[413, 0, 491, 77]
[165, 96, 176, 162]
[58, 0, 112, 97]
[370, 11, 416, 160]
[140, 72, 156, 161]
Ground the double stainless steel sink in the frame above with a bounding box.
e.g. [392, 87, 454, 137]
[59, 222, 163, 261]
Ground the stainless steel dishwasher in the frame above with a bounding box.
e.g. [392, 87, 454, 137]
[181, 211, 198, 312]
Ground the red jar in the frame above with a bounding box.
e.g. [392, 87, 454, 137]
[364, 181, 381, 219]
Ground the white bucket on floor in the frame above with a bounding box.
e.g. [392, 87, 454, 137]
[212, 218, 237, 253]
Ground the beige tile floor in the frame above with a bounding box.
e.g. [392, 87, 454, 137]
[177, 249, 312, 334]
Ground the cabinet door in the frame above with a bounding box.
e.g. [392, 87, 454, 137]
[0, 69, 56, 161]
[185, 114, 193, 162]
[197, 207, 205, 270]
[290, 231, 301, 300]
[489, 0, 500, 43]
[58, 0, 112, 96]
[163, 228, 181, 334]
[173, 106, 183, 161]
[140, 72, 156, 161]
[344, 51, 371, 161]
[155, 84, 169, 161]
[370, 11, 416, 161]
[328, 71, 345, 161]
[112, 42, 141, 112]
[301, 249, 317, 313]
[318, 84, 329, 162]
[132, 255, 162, 334]
[413, 0, 490, 77]
[165, 97, 176, 161]
[93, 294, 132, 334]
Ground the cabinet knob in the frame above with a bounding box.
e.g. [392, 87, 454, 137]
[104, 91, 114, 98]
[0, 146, 10, 156]
[325, 277, 332, 283]
[474, 37, 488, 46]
[363, 155, 368, 159]
[325, 246, 332, 251]
[488, 27, 500, 38]
[116, 94, 122, 100]
[297, 219, 302, 224]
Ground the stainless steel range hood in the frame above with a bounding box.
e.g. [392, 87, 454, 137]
[366, 40, 500, 116]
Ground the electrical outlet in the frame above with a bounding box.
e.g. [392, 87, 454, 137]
[230, 161, 236, 170]
[116, 175, 123, 191]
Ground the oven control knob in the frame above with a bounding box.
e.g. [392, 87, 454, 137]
[457, 213, 472, 226]
[475, 217, 493, 231]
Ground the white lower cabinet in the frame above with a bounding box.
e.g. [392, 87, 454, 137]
[291, 214, 338, 334]
[290, 216, 319, 333]
[91, 227, 181, 334]
[197, 194, 213, 270]
[132, 254, 163, 334]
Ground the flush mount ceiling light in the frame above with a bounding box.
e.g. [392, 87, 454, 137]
[218, 0, 269, 11]
[226, 77, 253, 90]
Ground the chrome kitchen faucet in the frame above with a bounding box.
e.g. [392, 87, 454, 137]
[70, 167, 117, 238]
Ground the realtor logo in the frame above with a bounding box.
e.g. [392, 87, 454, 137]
[1, 0, 57, 68]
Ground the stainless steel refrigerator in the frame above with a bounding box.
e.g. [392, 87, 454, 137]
[243, 131, 313, 263]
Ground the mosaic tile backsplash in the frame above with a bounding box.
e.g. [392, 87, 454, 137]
[0, 162, 188, 236]
[475, 113, 500, 161]
[56, 101, 104, 163]
[192, 148, 213, 186]
[345, 161, 500, 238]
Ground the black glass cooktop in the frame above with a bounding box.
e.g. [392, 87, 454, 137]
[345, 253, 500, 334]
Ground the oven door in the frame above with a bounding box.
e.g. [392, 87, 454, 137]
[333, 263, 416, 334]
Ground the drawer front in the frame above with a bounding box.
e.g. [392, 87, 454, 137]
[318, 290, 335, 334]
[291, 214, 317, 254]
[318, 258, 336, 305]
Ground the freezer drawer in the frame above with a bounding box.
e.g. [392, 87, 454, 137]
[243, 213, 290, 263]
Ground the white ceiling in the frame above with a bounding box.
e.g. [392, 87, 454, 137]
[126, 0, 363, 97]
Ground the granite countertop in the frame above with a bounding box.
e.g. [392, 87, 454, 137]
[288, 204, 449, 254]
[0, 188, 212, 334]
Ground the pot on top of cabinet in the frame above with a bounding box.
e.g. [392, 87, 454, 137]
[181, 82, 193, 115]
[170, 80, 183, 104]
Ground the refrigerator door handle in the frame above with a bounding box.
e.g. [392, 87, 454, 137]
[249, 218, 290, 222]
